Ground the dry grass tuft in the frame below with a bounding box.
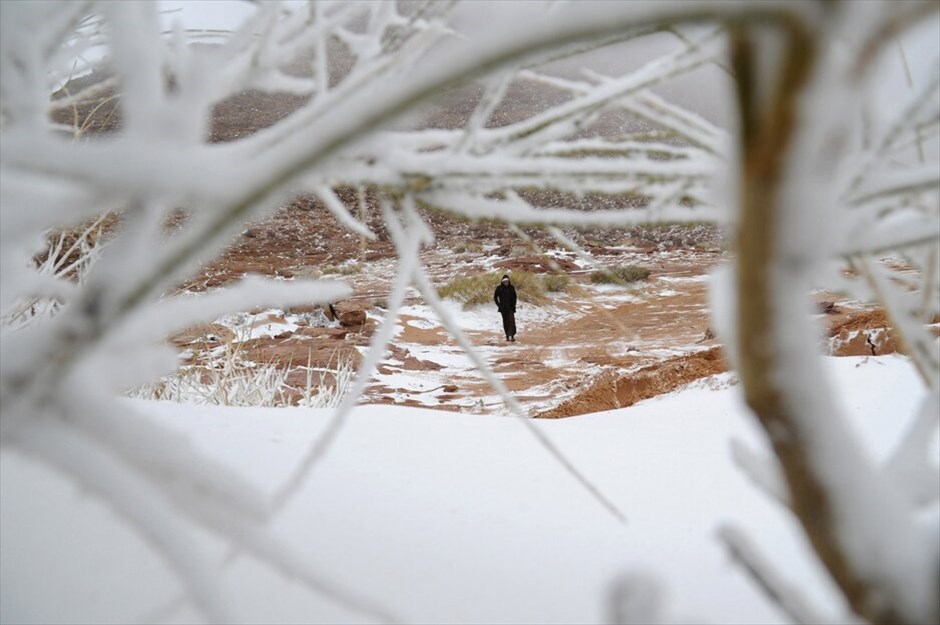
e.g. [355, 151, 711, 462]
[589, 265, 650, 285]
[439, 270, 569, 309]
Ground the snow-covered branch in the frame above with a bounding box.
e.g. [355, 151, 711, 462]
[718, 526, 840, 625]
[2, 0, 938, 622]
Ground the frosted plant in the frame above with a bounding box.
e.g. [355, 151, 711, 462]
[1, 212, 109, 328]
[0, 1, 937, 624]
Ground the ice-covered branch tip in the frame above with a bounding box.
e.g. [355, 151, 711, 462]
[268, 195, 423, 514]
[606, 572, 668, 625]
[14, 418, 237, 624]
[2, 1, 938, 622]
[732, 5, 940, 621]
[884, 390, 940, 509]
[399, 197, 628, 525]
[729, 439, 789, 508]
[718, 526, 834, 625]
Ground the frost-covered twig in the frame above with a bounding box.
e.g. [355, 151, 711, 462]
[314, 185, 376, 239]
[399, 197, 628, 524]
[454, 68, 514, 153]
[606, 572, 668, 625]
[842, 58, 940, 198]
[12, 418, 236, 624]
[731, 9, 939, 621]
[269, 195, 424, 512]
[884, 389, 940, 509]
[2, 213, 109, 328]
[718, 526, 839, 625]
[853, 255, 938, 387]
[847, 164, 940, 208]
[484, 28, 725, 155]
[3, 1, 939, 622]
[729, 439, 789, 508]
[418, 191, 719, 227]
[836, 211, 940, 257]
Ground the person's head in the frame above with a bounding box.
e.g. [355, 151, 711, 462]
[501, 274, 510, 285]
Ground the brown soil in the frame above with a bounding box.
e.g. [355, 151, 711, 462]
[56, 65, 926, 417]
[539, 347, 728, 418]
[534, 303, 924, 417]
[827, 308, 890, 335]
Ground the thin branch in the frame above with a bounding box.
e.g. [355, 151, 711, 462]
[269, 195, 423, 512]
[399, 196, 628, 524]
[884, 389, 940, 509]
[509, 221, 645, 347]
[897, 39, 926, 164]
[12, 419, 236, 624]
[729, 439, 789, 508]
[314, 184, 376, 239]
[453, 68, 514, 153]
[842, 58, 940, 198]
[418, 191, 720, 228]
[11, 5, 806, 411]
[718, 525, 838, 625]
[733, 18, 938, 622]
[854, 256, 937, 387]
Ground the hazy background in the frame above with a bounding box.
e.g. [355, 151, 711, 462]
[158, 0, 939, 140]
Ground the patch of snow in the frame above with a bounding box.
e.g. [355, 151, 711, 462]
[407, 347, 473, 369]
[658, 274, 710, 284]
[400, 301, 495, 333]
[405, 317, 440, 330]
[214, 309, 304, 340]
[371, 372, 441, 394]
[583, 283, 637, 294]
[4, 355, 926, 623]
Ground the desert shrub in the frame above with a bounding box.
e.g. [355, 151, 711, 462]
[589, 265, 651, 285]
[624, 221, 725, 249]
[3, 215, 109, 328]
[321, 262, 363, 276]
[510, 242, 537, 256]
[6, 5, 937, 623]
[130, 344, 354, 408]
[542, 273, 570, 292]
[453, 241, 483, 254]
[439, 270, 568, 309]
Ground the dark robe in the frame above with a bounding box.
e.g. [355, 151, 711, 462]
[494, 282, 517, 339]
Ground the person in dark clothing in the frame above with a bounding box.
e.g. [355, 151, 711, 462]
[494, 274, 517, 342]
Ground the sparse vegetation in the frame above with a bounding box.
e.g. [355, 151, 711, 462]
[510, 241, 537, 256]
[542, 273, 570, 292]
[624, 222, 725, 250]
[130, 343, 354, 408]
[6, 4, 937, 624]
[453, 241, 484, 254]
[589, 265, 651, 285]
[2, 215, 109, 328]
[439, 270, 570, 309]
[320, 262, 364, 276]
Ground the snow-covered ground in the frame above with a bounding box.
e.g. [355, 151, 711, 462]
[1, 354, 935, 624]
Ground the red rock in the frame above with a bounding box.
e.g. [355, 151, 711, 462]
[338, 308, 367, 327]
[828, 328, 899, 356]
[332, 301, 368, 327]
[402, 356, 443, 371]
[170, 323, 235, 347]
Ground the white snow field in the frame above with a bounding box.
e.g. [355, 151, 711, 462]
[1, 354, 934, 624]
